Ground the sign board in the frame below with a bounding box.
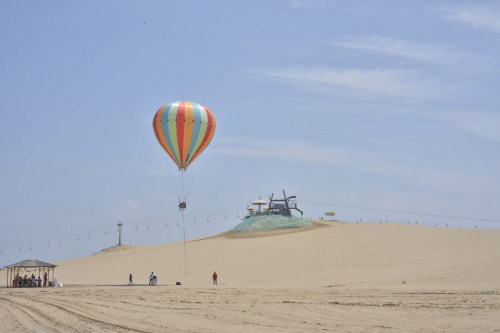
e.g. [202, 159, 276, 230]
[324, 212, 335, 216]
[272, 204, 285, 209]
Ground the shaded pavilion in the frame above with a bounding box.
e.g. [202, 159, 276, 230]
[4, 259, 57, 287]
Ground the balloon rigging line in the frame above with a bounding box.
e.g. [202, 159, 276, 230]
[167, 167, 181, 200]
[184, 171, 197, 201]
[181, 209, 188, 284]
[182, 169, 186, 201]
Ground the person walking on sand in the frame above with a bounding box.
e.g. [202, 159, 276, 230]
[149, 272, 154, 286]
[212, 271, 218, 285]
[129, 273, 133, 286]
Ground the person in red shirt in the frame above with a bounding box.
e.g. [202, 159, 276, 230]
[212, 271, 218, 285]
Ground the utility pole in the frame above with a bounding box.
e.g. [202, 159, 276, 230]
[117, 222, 123, 245]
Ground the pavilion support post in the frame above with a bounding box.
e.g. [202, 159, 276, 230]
[4, 260, 57, 288]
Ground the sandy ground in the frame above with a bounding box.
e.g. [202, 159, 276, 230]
[1, 220, 499, 332]
[0, 286, 499, 332]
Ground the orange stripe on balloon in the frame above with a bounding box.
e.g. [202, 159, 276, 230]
[176, 102, 186, 168]
[153, 107, 177, 164]
[186, 107, 216, 168]
[183, 102, 194, 165]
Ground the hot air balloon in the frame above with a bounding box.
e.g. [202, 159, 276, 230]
[153, 101, 216, 170]
[153, 101, 216, 210]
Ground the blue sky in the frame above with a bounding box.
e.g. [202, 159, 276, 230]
[1, 0, 500, 266]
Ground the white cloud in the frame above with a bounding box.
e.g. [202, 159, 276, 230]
[218, 138, 354, 165]
[287, 0, 322, 9]
[440, 3, 500, 33]
[377, 198, 407, 211]
[334, 36, 471, 67]
[115, 198, 143, 218]
[13, 206, 35, 219]
[444, 111, 500, 142]
[288, 0, 308, 8]
[1, 207, 36, 229]
[218, 136, 497, 196]
[256, 66, 448, 100]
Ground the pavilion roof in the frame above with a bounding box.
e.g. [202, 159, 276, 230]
[4, 259, 57, 269]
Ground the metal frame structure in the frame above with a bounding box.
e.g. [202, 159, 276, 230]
[246, 190, 304, 218]
[267, 190, 304, 217]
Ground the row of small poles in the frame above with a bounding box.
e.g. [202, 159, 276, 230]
[345, 219, 483, 229]
[0, 211, 244, 256]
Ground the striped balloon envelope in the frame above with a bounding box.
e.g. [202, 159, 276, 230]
[153, 101, 216, 170]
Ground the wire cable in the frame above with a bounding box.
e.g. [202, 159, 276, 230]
[300, 200, 500, 224]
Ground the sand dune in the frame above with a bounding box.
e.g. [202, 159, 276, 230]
[50, 220, 500, 288]
[1, 221, 499, 332]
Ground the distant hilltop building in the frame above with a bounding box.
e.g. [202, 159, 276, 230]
[231, 190, 311, 232]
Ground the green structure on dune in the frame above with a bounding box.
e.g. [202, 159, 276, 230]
[231, 190, 312, 232]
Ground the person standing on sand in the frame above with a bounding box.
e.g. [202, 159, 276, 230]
[149, 272, 154, 286]
[129, 274, 133, 286]
[43, 272, 48, 287]
[212, 271, 218, 285]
